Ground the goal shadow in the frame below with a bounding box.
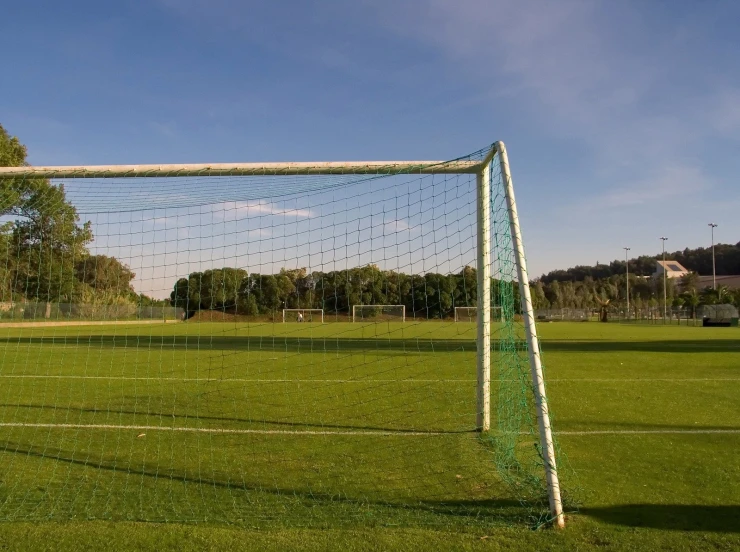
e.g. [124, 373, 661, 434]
[581, 504, 740, 533]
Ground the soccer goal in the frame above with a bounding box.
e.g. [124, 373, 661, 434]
[0, 141, 565, 528]
[282, 308, 324, 323]
[352, 304, 405, 322]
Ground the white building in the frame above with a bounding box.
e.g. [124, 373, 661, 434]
[653, 260, 690, 279]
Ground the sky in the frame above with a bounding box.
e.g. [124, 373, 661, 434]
[2, 0, 740, 296]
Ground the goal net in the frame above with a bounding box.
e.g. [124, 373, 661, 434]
[282, 308, 324, 323]
[454, 306, 503, 322]
[352, 304, 405, 322]
[0, 142, 567, 528]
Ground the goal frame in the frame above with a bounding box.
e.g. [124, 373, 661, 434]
[282, 309, 324, 323]
[351, 305, 406, 323]
[0, 140, 564, 527]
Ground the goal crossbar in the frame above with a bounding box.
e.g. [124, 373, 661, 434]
[0, 160, 483, 179]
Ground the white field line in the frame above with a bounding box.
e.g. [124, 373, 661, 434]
[0, 422, 737, 437]
[0, 423, 449, 436]
[0, 375, 739, 383]
[0, 320, 180, 329]
[0, 375, 473, 383]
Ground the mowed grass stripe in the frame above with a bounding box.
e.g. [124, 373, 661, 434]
[1, 422, 738, 437]
[0, 422, 458, 436]
[2, 375, 740, 382]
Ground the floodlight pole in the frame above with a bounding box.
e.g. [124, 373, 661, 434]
[497, 141, 565, 528]
[709, 224, 717, 290]
[623, 247, 631, 320]
[660, 237, 668, 321]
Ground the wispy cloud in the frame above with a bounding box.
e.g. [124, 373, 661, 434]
[366, 1, 717, 204]
[217, 201, 314, 219]
[591, 165, 710, 208]
[383, 219, 412, 233]
[149, 121, 178, 139]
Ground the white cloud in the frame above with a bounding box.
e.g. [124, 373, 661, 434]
[216, 201, 314, 219]
[363, 1, 724, 210]
[150, 121, 178, 139]
[383, 219, 411, 233]
[596, 165, 710, 208]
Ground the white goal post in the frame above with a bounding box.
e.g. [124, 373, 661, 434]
[282, 309, 324, 323]
[0, 141, 564, 527]
[352, 305, 405, 322]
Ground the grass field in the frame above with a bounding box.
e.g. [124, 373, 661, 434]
[0, 320, 737, 550]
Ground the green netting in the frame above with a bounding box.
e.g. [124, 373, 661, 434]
[0, 145, 572, 529]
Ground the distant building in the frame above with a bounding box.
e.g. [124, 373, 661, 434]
[653, 260, 690, 279]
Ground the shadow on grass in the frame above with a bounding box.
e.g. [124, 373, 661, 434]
[0, 336, 738, 354]
[0, 439, 538, 526]
[581, 504, 740, 532]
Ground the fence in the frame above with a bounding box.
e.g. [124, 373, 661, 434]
[535, 309, 593, 322]
[0, 302, 184, 322]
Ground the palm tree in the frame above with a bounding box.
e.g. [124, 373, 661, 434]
[701, 285, 731, 306]
[682, 289, 700, 319]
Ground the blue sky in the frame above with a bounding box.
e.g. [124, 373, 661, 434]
[3, 0, 740, 295]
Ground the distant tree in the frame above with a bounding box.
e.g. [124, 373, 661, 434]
[75, 255, 135, 295]
[679, 272, 698, 293]
[681, 289, 700, 319]
[531, 280, 549, 309]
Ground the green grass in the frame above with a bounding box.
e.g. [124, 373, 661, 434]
[0, 321, 737, 550]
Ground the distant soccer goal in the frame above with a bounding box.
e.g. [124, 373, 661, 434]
[454, 306, 503, 322]
[352, 304, 405, 322]
[282, 308, 324, 323]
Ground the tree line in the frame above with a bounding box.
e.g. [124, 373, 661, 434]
[534, 242, 740, 313]
[531, 272, 740, 315]
[169, 265, 510, 319]
[0, 124, 163, 308]
[538, 243, 740, 284]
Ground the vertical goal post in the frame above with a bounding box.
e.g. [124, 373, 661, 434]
[0, 141, 565, 528]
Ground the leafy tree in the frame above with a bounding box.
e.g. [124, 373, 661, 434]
[1, 124, 93, 302]
[199, 268, 248, 310]
[75, 255, 135, 296]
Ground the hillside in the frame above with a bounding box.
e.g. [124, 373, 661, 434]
[539, 242, 740, 284]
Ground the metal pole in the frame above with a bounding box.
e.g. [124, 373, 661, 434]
[709, 224, 717, 289]
[476, 163, 491, 433]
[660, 237, 668, 321]
[624, 247, 630, 320]
[497, 141, 564, 528]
